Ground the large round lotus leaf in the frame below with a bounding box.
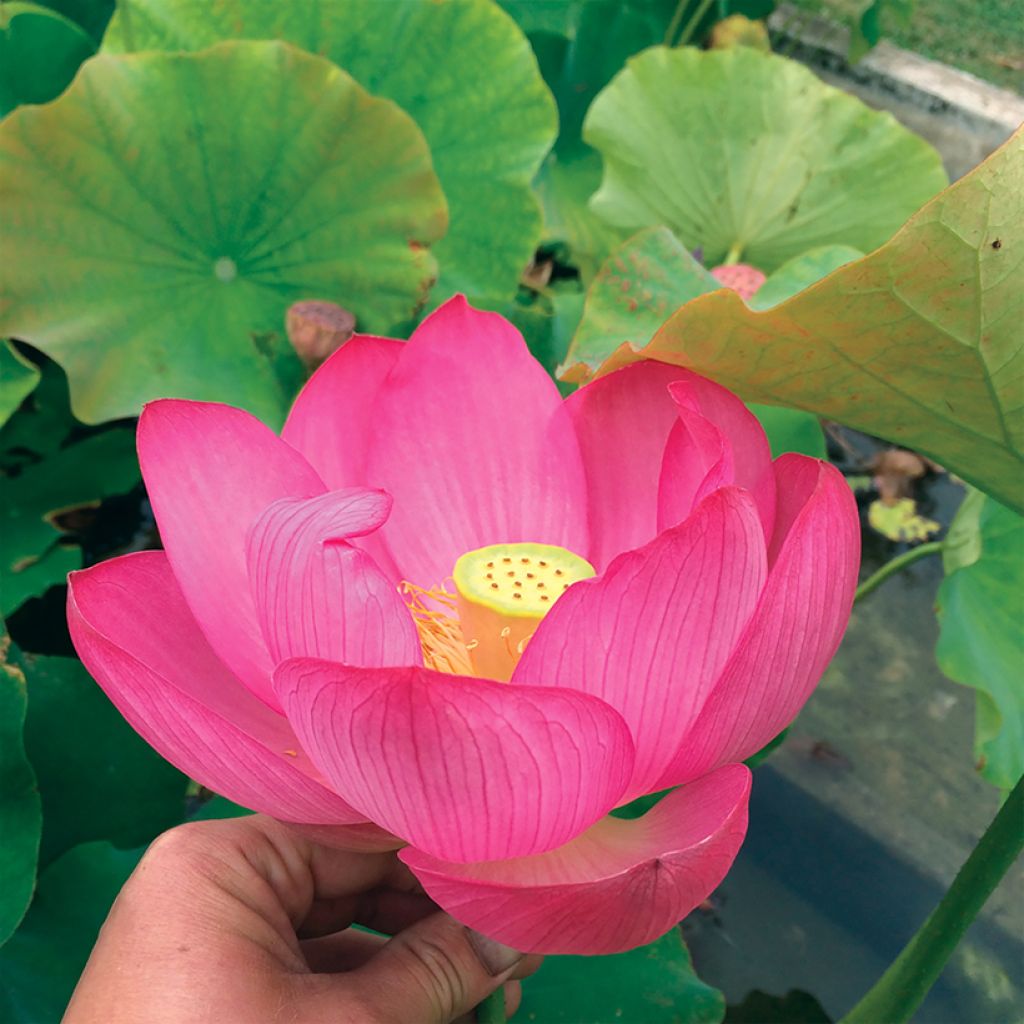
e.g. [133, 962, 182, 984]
[0, 41, 447, 424]
[0, 2, 95, 116]
[103, 0, 555, 307]
[583, 46, 948, 271]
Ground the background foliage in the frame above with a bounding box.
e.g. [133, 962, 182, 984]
[1, 0, 1021, 1020]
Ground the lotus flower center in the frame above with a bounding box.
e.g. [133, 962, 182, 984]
[404, 543, 595, 682]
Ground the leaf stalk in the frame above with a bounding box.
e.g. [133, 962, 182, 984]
[840, 773, 1024, 1023]
[853, 541, 944, 603]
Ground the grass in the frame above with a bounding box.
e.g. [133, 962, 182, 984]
[782, 0, 1024, 91]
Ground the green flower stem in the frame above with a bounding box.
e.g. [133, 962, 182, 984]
[676, 0, 717, 47]
[722, 240, 744, 265]
[475, 988, 507, 1023]
[663, 0, 690, 45]
[853, 541, 944, 604]
[841, 773, 1024, 1023]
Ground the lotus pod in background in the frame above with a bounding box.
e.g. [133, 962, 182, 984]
[286, 301, 356, 372]
[709, 15, 771, 52]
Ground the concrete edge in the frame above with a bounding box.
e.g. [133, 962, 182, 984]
[768, 3, 1024, 134]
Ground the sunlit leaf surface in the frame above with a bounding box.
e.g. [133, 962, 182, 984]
[583, 46, 948, 270]
[104, 0, 555, 306]
[0, 41, 447, 423]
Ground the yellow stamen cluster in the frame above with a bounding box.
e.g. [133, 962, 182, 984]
[403, 544, 595, 682]
[401, 580, 475, 676]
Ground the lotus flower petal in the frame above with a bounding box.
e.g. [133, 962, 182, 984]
[660, 455, 860, 785]
[138, 399, 324, 706]
[565, 361, 689, 570]
[246, 489, 420, 672]
[657, 403, 735, 531]
[668, 374, 776, 538]
[401, 763, 751, 955]
[365, 295, 588, 587]
[282, 335, 402, 489]
[67, 551, 365, 825]
[274, 660, 635, 862]
[513, 488, 767, 800]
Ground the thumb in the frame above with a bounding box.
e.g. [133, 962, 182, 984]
[347, 912, 524, 1023]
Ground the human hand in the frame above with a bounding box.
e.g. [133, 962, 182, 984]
[64, 814, 540, 1023]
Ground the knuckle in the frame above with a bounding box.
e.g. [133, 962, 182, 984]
[141, 821, 210, 867]
[403, 935, 469, 1019]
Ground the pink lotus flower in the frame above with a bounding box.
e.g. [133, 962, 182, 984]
[67, 296, 859, 956]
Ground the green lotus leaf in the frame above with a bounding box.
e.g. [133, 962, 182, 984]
[534, 149, 629, 282]
[583, 46, 948, 271]
[936, 489, 1024, 790]
[500, 0, 676, 154]
[566, 226, 825, 457]
[103, 0, 555, 307]
[0, 840, 141, 1021]
[1, 428, 141, 616]
[0, 2, 95, 117]
[30, 0, 113, 42]
[519, 928, 724, 1023]
[501, 0, 773, 153]
[749, 244, 864, 310]
[567, 226, 718, 372]
[0, 637, 40, 946]
[575, 129, 1024, 513]
[22, 654, 187, 867]
[507, 1, 768, 281]
[0, 344, 39, 429]
[0, 358, 76, 472]
[503, 0, 670, 280]
[507, 286, 585, 387]
[0, 40, 447, 424]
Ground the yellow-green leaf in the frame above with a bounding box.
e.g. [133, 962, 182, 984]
[576, 129, 1024, 513]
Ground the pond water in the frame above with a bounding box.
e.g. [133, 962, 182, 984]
[684, 467, 1024, 1023]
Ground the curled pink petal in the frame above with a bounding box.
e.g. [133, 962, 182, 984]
[366, 295, 588, 587]
[67, 552, 365, 825]
[657, 404, 735, 531]
[282, 334, 402, 489]
[246, 489, 421, 671]
[138, 399, 324, 706]
[274, 660, 635, 863]
[660, 455, 860, 784]
[513, 488, 767, 800]
[566, 361, 689, 570]
[402, 764, 751, 955]
[668, 374, 776, 539]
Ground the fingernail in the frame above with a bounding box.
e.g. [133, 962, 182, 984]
[465, 927, 523, 976]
